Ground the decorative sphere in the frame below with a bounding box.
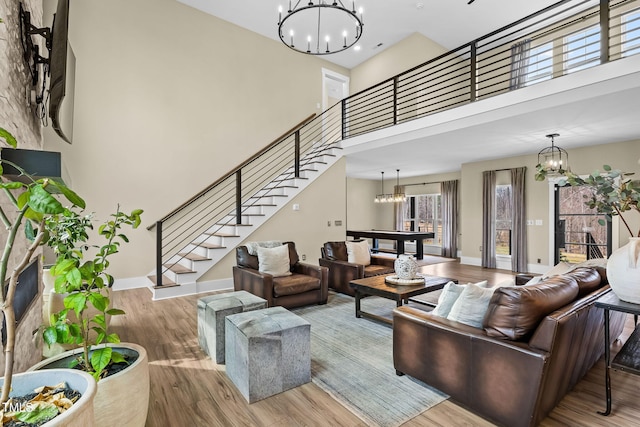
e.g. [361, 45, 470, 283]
[394, 254, 418, 280]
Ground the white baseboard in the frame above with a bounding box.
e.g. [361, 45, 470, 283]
[113, 276, 152, 291]
[151, 278, 234, 300]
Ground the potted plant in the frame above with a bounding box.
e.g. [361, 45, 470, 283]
[535, 163, 640, 302]
[31, 206, 149, 427]
[0, 127, 97, 425]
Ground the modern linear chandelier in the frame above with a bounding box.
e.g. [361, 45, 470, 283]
[278, 1, 364, 55]
[537, 133, 570, 175]
[374, 170, 406, 203]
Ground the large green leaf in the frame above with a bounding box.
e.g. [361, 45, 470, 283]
[0, 128, 18, 148]
[88, 292, 108, 312]
[43, 326, 59, 346]
[48, 180, 86, 209]
[28, 184, 64, 214]
[91, 346, 113, 376]
[64, 292, 87, 318]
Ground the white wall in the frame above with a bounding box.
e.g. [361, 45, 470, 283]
[42, 0, 349, 281]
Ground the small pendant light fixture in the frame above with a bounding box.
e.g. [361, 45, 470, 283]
[392, 169, 406, 202]
[374, 171, 388, 203]
[537, 133, 569, 176]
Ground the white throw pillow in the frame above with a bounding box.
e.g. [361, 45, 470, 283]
[542, 262, 572, 279]
[257, 244, 291, 277]
[431, 281, 466, 318]
[447, 282, 497, 328]
[524, 276, 543, 286]
[493, 278, 516, 288]
[345, 240, 371, 266]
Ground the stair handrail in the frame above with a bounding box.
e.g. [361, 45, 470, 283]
[147, 112, 317, 230]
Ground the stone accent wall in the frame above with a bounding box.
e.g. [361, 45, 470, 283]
[1, 0, 46, 373]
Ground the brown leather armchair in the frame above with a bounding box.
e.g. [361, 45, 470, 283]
[233, 241, 328, 308]
[319, 241, 395, 296]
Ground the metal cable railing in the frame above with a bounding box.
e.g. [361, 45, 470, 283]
[151, 0, 639, 286]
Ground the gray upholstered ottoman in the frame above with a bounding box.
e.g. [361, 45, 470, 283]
[225, 306, 311, 403]
[197, 291, 267, 364]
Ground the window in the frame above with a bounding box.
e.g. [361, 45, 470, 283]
[565, 25, 600, 73]
[555, 184, 611, 264]
[495, 185, 512, 256]
[622, 11, 640, 57]
[524, 42, 553, 85]
[402, 194, 441, 246]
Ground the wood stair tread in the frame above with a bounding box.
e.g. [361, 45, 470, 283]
[148, 275, 178, 288]
[178, 253, 211, 261]
[164, 264, 196, 274]
[205, 232, 240, 237]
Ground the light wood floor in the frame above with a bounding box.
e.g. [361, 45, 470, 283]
[110, 262, 640, 427]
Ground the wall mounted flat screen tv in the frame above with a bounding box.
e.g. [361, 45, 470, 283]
[49, 0, 75, 144]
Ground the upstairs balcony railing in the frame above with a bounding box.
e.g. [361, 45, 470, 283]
[343, 0, 639, 138]
[150, 0, 639, 286]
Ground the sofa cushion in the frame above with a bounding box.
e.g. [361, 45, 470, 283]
[364, 264, 395, 277]
[565, 267, 602, 297]
[237, 245, 259, 270]
[273, 273, 320, 297]
[447, 282, 496, 328]
[257, 244, 291, 277]
[483, 276, 579, 341]
[346, 240, 371, 266]
[323, 242, 348, 261]
[432, 281, 466, 318]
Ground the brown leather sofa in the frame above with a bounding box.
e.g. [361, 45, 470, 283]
[393, 267, 626, 427]
[233, 241, 328, 308]
[319, 241, 395, 296]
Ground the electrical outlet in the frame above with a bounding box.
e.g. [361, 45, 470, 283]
[301, 254, 306, 261]
[526, 220, 534, 226]
[335, 220, 343, 226]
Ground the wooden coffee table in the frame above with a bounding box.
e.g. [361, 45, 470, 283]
[348, 274, 457, 325]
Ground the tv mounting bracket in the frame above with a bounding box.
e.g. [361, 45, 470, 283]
[19, 3, 52, 101]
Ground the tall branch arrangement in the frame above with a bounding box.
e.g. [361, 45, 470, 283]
[535, 164, 640, 237]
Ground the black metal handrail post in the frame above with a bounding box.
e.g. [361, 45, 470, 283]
[600, 0, 610, 64]
[341, 99, 347, 139]
[235, 170, 242, 225]
[294, 130, 301, 178]
[393, 76, 399, 124]
[155, 221, 163, 287]
[470, 42, 477, 102]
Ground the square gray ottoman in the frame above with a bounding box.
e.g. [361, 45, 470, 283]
[225, 306, 311, 403]
[197, 291, 267, 364]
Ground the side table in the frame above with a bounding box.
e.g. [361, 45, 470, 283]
[594, 291, 640, 416]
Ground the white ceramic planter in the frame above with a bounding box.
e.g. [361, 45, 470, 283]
[29, 343, 149, 427]
[607, 237, 640, 304]
[0, 369, 96, 426]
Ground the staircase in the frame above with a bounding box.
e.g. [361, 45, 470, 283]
[148, 111, 345, 300]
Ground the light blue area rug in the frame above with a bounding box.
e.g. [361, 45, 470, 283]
[292, 293, 447, 427]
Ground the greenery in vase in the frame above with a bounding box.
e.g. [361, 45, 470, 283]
[535, 163, 640, 237]
[0, 127, 85, 404]
[43, 206, 143, 381]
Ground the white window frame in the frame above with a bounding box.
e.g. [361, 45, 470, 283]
[564, 25, 601, 73]
[524, 41, 554, 86]
[622, 11, 640, 57]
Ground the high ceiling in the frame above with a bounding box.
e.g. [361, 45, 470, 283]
[178, 1, 640, 179]
[178, 0, 563, 69]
